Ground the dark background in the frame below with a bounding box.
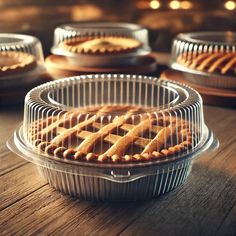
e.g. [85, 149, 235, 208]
[0, 0, 235, 55]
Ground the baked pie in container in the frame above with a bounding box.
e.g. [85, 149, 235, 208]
[50, 22, 151, 68]
[59, 37, 142, 55]
[177, 52, 236, 76]
[8, 74, 217, 201]
[171, 32, 236, 89]
[32, 105, 192, 163]
[0, 51, 37, 77]
[0, 33, 47, 105]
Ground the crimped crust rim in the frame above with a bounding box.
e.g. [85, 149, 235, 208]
[59, 36, 142, 55]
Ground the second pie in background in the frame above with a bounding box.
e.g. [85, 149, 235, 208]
[46, 22, 157, 78]
[0, 33, 50, 105]
[170, 31, 236, 89]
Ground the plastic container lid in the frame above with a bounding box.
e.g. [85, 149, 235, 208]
[53, 22, 150, 49]
[7, 73, 217, 169]
[0, 33, 44, 62]
[170, 32, 236, 89]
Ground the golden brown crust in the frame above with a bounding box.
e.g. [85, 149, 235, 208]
[31, 105, 193, 163]
[177, 52, 236, 76]
[59, 36, 142, 55]
[0, 51, 37, 77]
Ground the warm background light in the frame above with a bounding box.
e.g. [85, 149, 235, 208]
[181, 1, 193, 9]
[224, 1, 236, 10]
[150, 0, 160, 9]
[169, 0, 181, 9]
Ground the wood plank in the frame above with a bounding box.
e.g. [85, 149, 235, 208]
[0, 185, 90, 236]
[0, 184, 153, 236]
[0, 152, 27, 175]
[0, 163, 47, 210]
[1, 183, 149, 236]
[119, 146, 236, 236]
[44, 201, 153, 236]
[0, 109, 26, 174]
[216, 203, 236, 236]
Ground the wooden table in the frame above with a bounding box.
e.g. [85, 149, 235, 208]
[0, 105, 236, 236]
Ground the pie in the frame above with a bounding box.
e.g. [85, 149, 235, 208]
[31, 105, 193, 163]
[59, 36, 142, 54]
[0, 51, 37, 77]
[177, 52, 236, 76]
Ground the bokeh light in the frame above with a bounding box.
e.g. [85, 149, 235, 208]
[169, 0, 181, 10]
[150, 0, 160, 9]
[224, 1, 236, 10]
[181, 1, 193, 9]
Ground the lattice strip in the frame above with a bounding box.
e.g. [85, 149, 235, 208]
[75, 115, 128, 153]
[208, 53, 234, 73]
[196, 53, 222, 71]
[51, 115, 98, 145]
[92, 122, 164, 134]
[76, 130, 150, 148]
[98, 118, 154, 161]
[32, 106, 194, 163]
[142, 127, 171, 154]
[221, 56, 236, 74]
[189, 53, 209, 68]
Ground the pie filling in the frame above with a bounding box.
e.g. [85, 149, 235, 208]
[59, 36, 142, 54]
[31, 105, 194, 163]
[177, 52, 236, 76]
[0, 51, 37, 76]
[0, 57, 19, 67]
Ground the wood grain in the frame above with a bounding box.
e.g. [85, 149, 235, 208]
[0, 164, 47, 210]
[0, 105, 236, 236]
[120, 155, 236, 236]
[0, 109, 26, 174]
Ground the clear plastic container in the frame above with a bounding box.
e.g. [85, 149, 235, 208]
[0, 33, 46, 89]
[51, 22, 151, 67]
[170, 32, 236, 89]
[7, 74, 218, 201]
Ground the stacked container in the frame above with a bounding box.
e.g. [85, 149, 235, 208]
[8, 74, 218, 201]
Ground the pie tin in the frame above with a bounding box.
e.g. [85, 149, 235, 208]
[170, 32, 236, 90]
[51, 22, 151, 67]
[7, 74, 218, 202]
